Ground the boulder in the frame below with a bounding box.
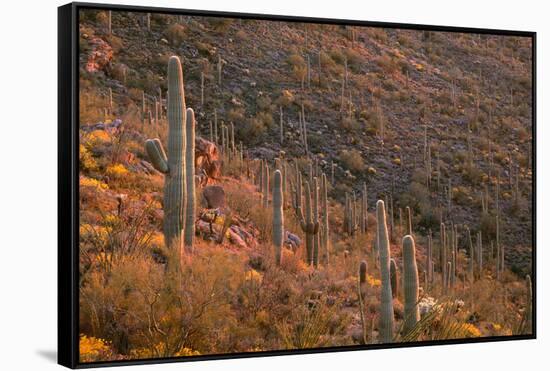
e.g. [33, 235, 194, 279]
[202, 185, 225, 208]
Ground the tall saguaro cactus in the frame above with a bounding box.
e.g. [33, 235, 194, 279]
[184, 108, 196, 251]
[145, 56, 187, 253]
[272, 170, 284, 266]
[403, 235, 420, 333]
[297, 181, 319, 265]
[312, 177, 321, 267]
[377, 200, 394, 343]
[321, 173, 330, 265]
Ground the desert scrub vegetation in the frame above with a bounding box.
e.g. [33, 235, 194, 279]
[76, 9, 533, 362]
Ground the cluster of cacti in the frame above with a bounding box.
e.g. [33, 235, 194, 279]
[145, 56, 195, 254]
[272, 170, 284, 266]
[402, 235, 420, 333]
[377, 200, 394, 343]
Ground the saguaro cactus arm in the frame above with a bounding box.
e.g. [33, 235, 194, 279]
[184, 107, 196, 250]
[145, 139, 169, 174]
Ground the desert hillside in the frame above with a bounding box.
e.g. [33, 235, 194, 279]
[77, 9, 533, 363]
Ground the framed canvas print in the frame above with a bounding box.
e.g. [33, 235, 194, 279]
[58, 2, 536, 368]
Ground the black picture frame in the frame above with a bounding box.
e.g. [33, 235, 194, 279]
[58, 2, 537, 368]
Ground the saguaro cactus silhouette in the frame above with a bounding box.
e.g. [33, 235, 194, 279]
[272, 170, 284, 266]
[184, 107, 196, 251]
[403, 235, 420, 333]
[377, 200, 394, 343]
[145, 56, 187, 253]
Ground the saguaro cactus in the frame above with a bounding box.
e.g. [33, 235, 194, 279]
[467, 227, 474, 281]
[312, 177, 320, 267]
[403, 235, 420, 333]
[390, 259, 398, 299]
[321, 173, 330, 265]
[297, 181, 319, 265]
[145, 56, 187, 252]
[377, 200, 394, 343]
[405, 206, 413, 235]
[263, 162, 269, 208]
[440, 223, 447, 287]
[272, 170, 284, 266]
[360, 182, 368, 234]
[184, 108, 196, 251]
[358, 259, 368, 344]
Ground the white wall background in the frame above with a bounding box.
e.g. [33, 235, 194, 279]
[0, 0, 545, 369]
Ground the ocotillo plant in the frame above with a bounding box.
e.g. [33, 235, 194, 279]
[321, 173, 330, 265]
[145, 56, 187, 253]
[402, 235, 420, 333]
[272, 170, 284, 266]
[390, 259, 398, 299]
[184, 107, 196, 252]
[377, 200, 394, 343]
[297, 181, 319, 265]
